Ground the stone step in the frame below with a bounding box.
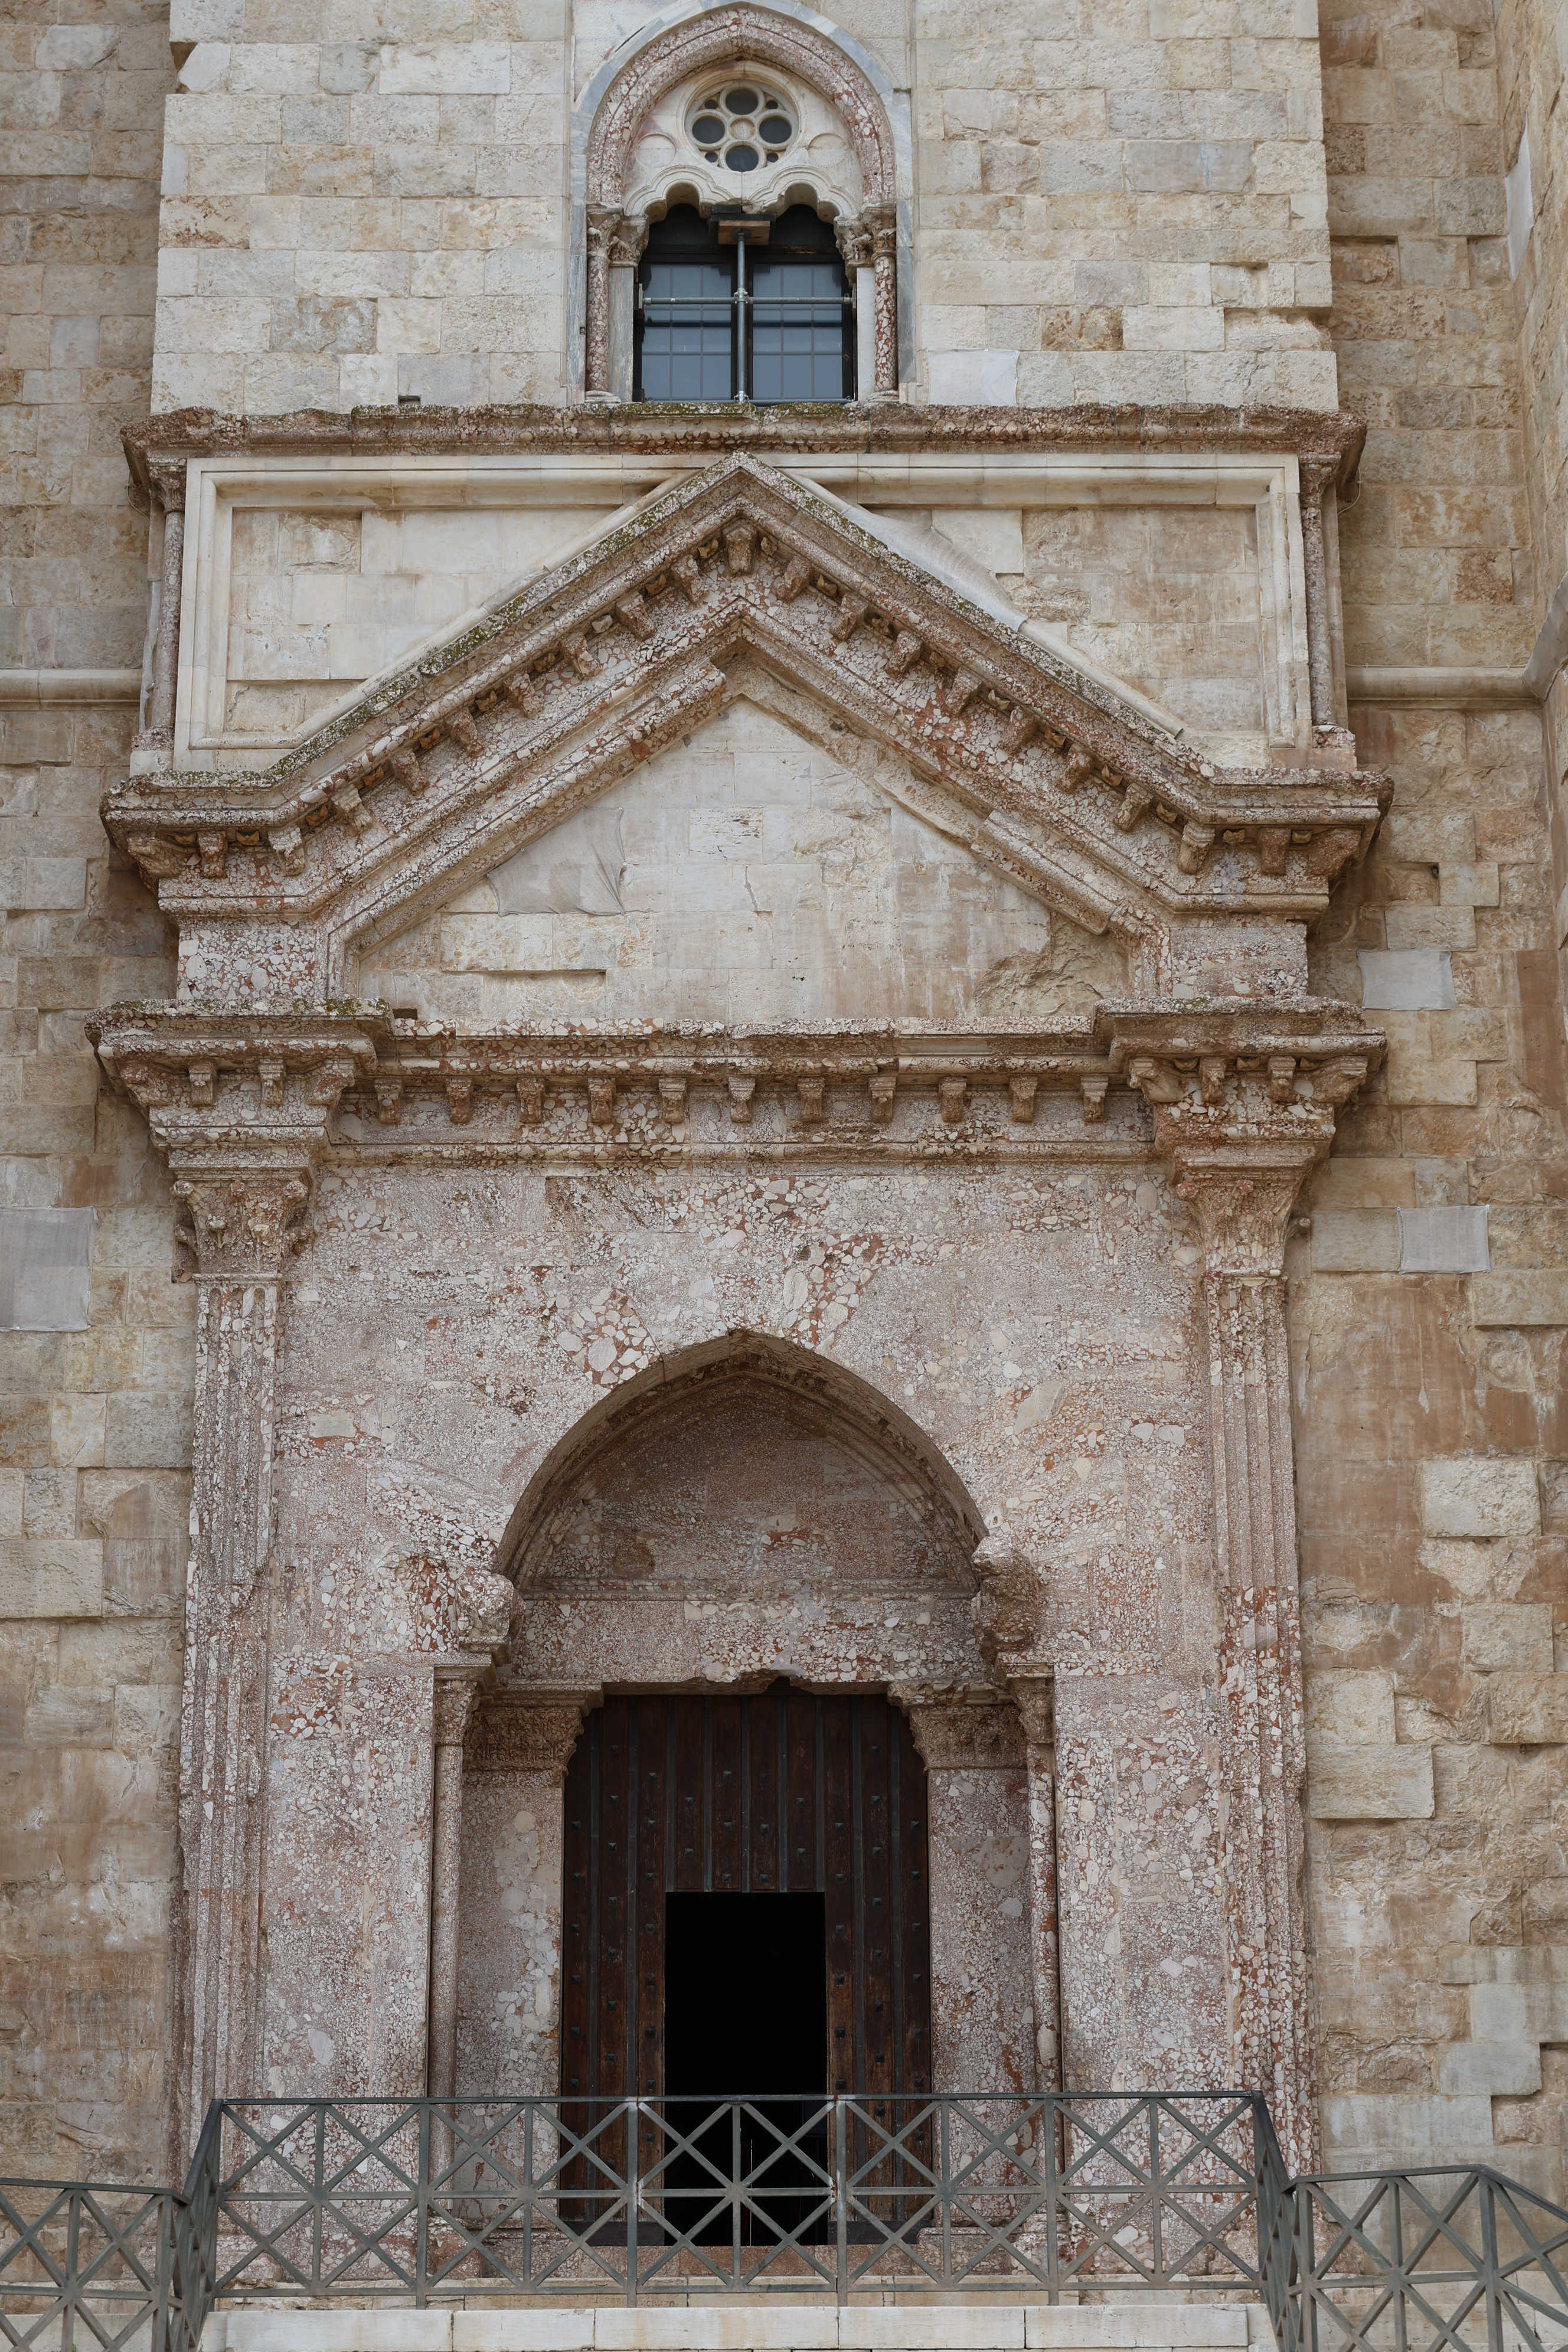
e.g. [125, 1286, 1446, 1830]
[202, 2302, 1273, 2352]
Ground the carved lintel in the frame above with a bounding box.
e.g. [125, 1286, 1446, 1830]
[465, 1689, 596, 1781]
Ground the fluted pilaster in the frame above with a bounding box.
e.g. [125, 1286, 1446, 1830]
[174, 1168, 311, 2162]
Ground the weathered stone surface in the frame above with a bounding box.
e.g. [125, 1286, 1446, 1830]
[1305, 1740, 1435, 1820]
[1420, 1458, 1542, 1540]
[2, 0, 1568, 2211]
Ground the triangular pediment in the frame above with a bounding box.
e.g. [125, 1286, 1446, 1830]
[359, 675, 1129, 1030]
[108, 453, 1388, 1003]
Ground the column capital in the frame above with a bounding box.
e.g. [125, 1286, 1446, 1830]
[1007, 1671, 1054, 1756]
[1115, 1017, 1376, 1278]
[432, 1664, 489, 1749]
[465, 1687, 598, 1781]
[172, 1165, 314, 1281]
[893, 1684, 1025, 1770]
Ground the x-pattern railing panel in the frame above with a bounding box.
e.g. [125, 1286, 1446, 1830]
[0, 2183, 194, 2352]
[8, 2092, 1568, 2350]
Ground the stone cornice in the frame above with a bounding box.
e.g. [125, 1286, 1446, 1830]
[104, 456, 1388, 958]
[122, 402, 1368, 508]
[90, 1000, 1382, 1172]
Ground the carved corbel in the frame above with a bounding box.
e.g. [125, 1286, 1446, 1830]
[970, 1531, 1040, 1670]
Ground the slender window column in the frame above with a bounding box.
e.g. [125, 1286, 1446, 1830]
[148, 499, 184, 740]
[1298, 456, 1339, 729]
[585, 209, 613, 397]
[871, 210, 898, 398]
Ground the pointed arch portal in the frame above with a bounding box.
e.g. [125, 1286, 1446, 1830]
[453, 1334, 1038, 2116]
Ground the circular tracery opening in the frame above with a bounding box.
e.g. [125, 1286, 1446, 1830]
[687, 83, 795, 171]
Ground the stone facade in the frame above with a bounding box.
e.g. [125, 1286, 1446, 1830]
[1, 0, 1566, 2211]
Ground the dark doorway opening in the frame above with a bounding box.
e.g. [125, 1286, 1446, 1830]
[662, 1892, 828, 2243]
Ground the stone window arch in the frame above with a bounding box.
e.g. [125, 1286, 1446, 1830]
[578, 3, 903, 404]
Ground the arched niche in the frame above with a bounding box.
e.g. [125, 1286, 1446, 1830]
[453, 1335, 1046, 2106]
[571, 1, 909, 403]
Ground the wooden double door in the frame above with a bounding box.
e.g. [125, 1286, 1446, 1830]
[560, 1683, 932, 2106]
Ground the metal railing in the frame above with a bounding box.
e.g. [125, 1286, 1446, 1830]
[4, 2093, 1568, 2352]
[1257, 2157, 1568, 2352]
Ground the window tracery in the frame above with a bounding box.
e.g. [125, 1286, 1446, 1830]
[580, 6, 900, 406]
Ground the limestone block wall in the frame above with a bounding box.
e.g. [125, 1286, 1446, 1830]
[1495, 0, 1568, 628]
[1298, 698, 1568, 2192]
[0, 694, 187, 2178]
[1, 1, 171, 672]
[148, 0, 1340, 414]
[1292, 0, 1568, 2196]
[909, 0, 1337, 409]
[1, 0, 186, 2178]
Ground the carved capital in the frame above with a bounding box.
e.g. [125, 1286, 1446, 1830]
[894, 1685, 1024, 1770]
[835, 217, 874, 270]
[433, 1664, 487, 1748]
[1172, 1157, 1315, 1280]
[465, 1688, 596, 1779]
[1008, 1672, 1054, 1755]
[173, 1167, 313, 1280]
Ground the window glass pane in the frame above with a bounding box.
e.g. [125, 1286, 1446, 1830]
[638, 204, 733, 401]
[749, 205, 850, 401]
